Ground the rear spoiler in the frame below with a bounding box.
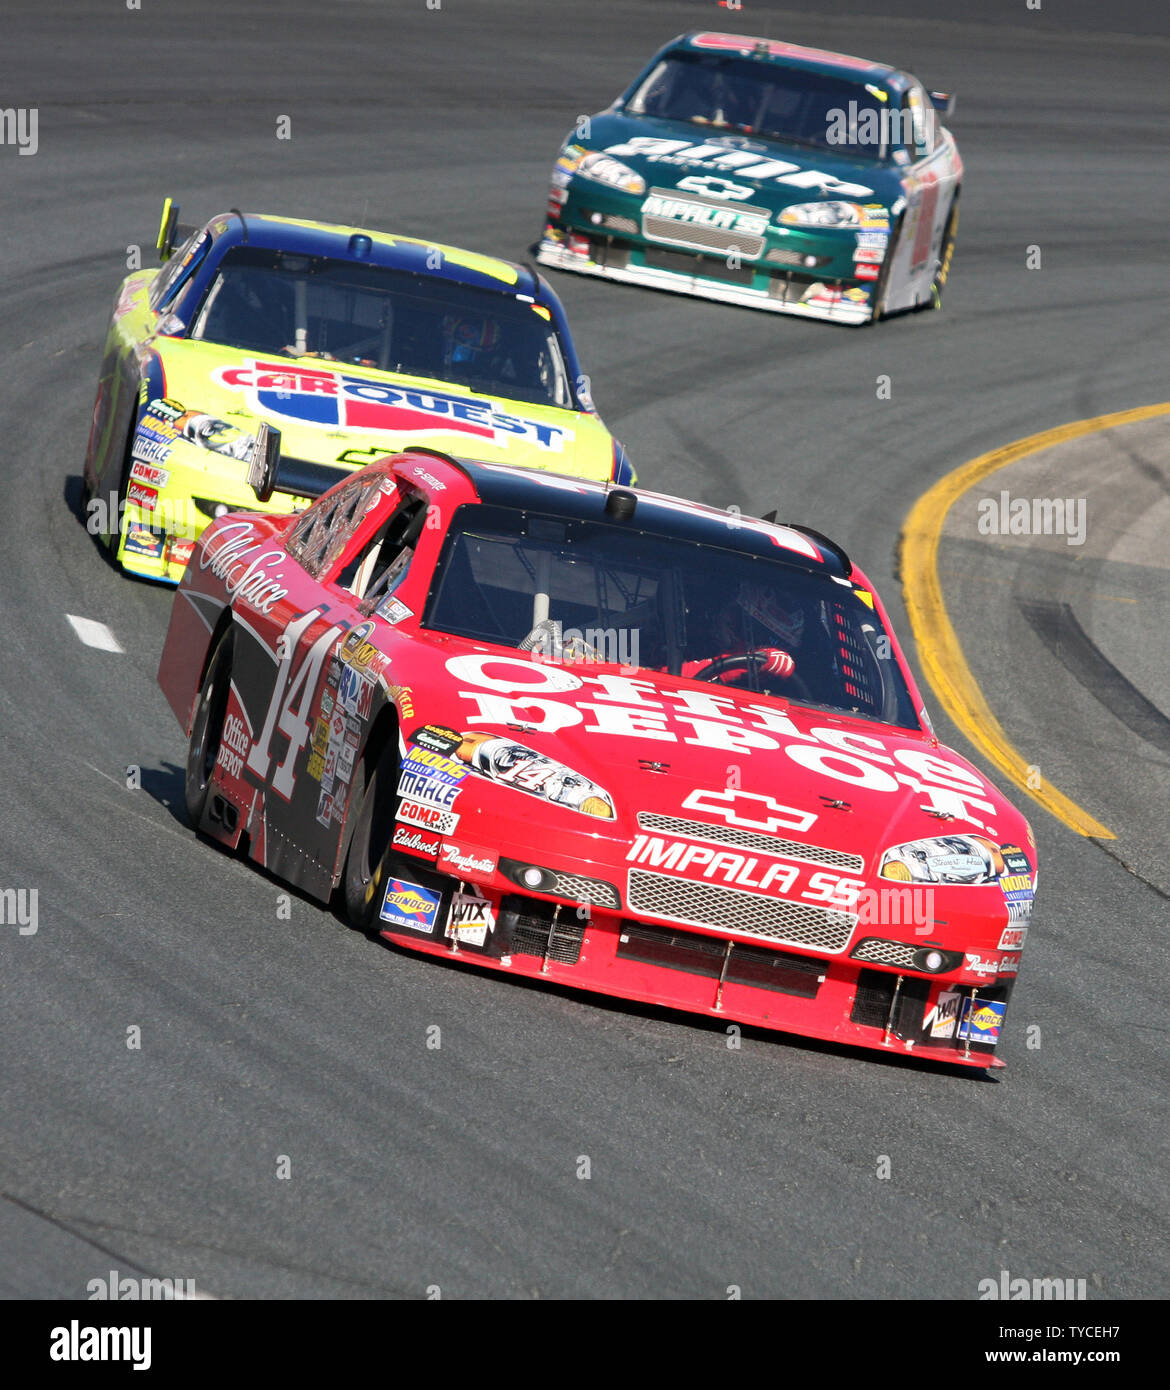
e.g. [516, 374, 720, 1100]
[246, 425, 351, 504]
[929, 90, 955, 116]
[156, 197, 196, 262]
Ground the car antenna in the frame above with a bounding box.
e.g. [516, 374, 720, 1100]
[230, 208, 248, 243]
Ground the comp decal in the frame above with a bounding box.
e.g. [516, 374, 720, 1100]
[396, 799, 460, 836]
[214, 360, 572, 452]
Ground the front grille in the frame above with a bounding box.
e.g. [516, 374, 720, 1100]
[499, 858, 620, 910]
[500, 896, 586, 965]
[769, 273, 823, 301]
[617, 922, 825, 999]
[642, 247, 757, 285]
[642, 188, 768, 259]
[849, 968, 930, 1037]
[642, 216, 765, 260]
[551, 871, 620, 910]
[764, 247, 829, 268]
[637, 813, 864, 873]
[579, 209, 639, 237]
[851, 938, 918, 968]
[627, 869, 855, 953]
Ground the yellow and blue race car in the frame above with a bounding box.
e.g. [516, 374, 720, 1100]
[84, 204, 634, 582]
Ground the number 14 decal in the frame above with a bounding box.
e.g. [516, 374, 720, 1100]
[247, 609, 344, 800]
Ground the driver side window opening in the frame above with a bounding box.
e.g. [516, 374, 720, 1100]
[287, 472, 385, 578]
[337, 494, 429, 607]
[149, 230, 212, 314]
[905, 85, 935, 159]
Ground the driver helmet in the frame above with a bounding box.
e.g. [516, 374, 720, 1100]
[442, 313, 501, 368]
[715, 581, 805, 653]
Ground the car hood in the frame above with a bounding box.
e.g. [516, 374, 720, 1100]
[396, 637, 1031, 875]
[144, 337, 615, 477]
[582, 110, 905, 212]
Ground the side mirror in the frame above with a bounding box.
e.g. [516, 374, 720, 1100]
[247, 422, 282, 503]
[156, 197, 196, 263]
[929, 90, 955, 116]
[156, 198, 179, 262]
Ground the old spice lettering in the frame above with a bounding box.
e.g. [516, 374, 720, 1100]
[200, 520, 289, 614]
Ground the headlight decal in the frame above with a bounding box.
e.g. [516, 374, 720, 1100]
[778, 200, 892, 230]
[575, 151, 646, 196]
[455, 731, 615, 819]
[879, 834, 1013, 886]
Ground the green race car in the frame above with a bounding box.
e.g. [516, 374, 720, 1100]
[537, 30, 961, 324]
[84, 204, 634, 582]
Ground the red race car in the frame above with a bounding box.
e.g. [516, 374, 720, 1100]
[159, 451, 1036, 1069]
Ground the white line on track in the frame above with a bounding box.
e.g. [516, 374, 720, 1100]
[66, 614, 124, 652]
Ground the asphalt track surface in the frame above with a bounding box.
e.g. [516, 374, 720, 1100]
[1, 0, 1167, 1300]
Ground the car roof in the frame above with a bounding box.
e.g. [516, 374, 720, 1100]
[427, 455, 852, 578]
[203, 211, 539, 298]
[672, 30, 903, 87]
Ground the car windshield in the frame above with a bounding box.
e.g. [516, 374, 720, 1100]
[189, 248, 573, 408]
[425, 504, 920, 728]
[628, 53, 893, 161]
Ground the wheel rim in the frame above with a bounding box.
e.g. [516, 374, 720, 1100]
[189, 640, 231, 806]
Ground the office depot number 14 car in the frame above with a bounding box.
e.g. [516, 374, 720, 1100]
[159, 452, 1035, 1069]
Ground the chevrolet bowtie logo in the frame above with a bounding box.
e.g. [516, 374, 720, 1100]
[675, 175, 754, 200]
[682, 788, 817, 833]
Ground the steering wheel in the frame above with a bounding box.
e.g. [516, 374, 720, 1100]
[692, 650, 813, 700]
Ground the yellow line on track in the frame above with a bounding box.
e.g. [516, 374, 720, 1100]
[901, 402, 1170, 839]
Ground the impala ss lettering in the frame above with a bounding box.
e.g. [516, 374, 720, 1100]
[445, 657, 999, 827]
[200, 521, 289, 615]
[627, 835, 864, 907]
[642, 195, 769, 237]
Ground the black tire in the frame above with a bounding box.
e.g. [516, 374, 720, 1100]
[104, 408, 140, 555]
[864, 212, 902, 324]
[928, 194, 960, 310]
[342, 753, 401, 930]
[185, 628, 234, 828]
